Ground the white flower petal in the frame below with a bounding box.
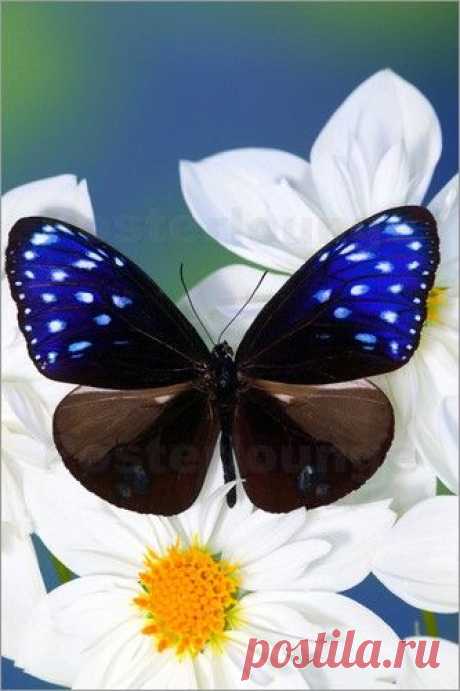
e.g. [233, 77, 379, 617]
[23, 464, 159, 578]
[373, 496, 458, 612]
[180, 149, 330, 273]
[16, 575, 136, 686]
[341, 441, 437, 516]
[1, 174, 95, 264]
[437, 396, 458, 492]
[3, 382, 52, 448]
[2, 458, 32, 536]
[174, 480, 239, 546]
[429, 174, 458, 287]
[289, 591, 399, 690]
[74, 620, 169, 690]
[218, 506, 306, 565]
[241, 592, 325, 643]
[1, 532, 45, 661]
[397, 637, 458, 689]
[178, 264, 288, 350]
[242, 539, 331, 591]
[293, 501, 395, 592]
[310, 69, 441, 228]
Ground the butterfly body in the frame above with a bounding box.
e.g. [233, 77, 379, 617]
[6, 206, 439, 514]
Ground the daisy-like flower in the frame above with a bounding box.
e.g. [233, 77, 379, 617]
[178, 69, 458, 513]
[1, 174, 96, 660]
[14, 462, 396, 689]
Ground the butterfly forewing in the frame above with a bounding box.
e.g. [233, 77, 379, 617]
[233, 379, 394, 512]
[54, 384, 219, 514]
[236, 206, 439, 384]
[6, 217, 210, 388]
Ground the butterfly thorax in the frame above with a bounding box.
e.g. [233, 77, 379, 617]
[209, 341, 238, 408]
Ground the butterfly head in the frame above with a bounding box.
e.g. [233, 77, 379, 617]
[212, 341, 234, 360]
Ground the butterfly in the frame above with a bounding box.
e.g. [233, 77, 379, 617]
[6, 206, 439, 514]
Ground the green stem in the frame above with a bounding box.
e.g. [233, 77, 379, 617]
[421, 610, 438, 637]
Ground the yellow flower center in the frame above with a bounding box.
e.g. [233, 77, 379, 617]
[134, 542, 241, 657]
[427, 286, 448, 324]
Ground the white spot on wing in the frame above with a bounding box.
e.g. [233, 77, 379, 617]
[51, 270, 68, 282]
[75, 291, 94, 304]
[42, 293, 57, 303]
[380, 310, 398, 324]
[313, 289, 332, 303]
[86, 251, 104, 262]
[388, 283, 403, 294]
[355, 333, 377, 344]
[394, 223, 414, 235]
[334, 307, 351, 319]
[346, 251, 374, 262]
[48, 319, 66, 333]
[370, 214, 388, 226]
[339, 243, 356, 255]
[56, 223, 74, 234]
[375, 261, 393, 273]
[73, 259, 97, 270]
[112, 295, 133, 308]
[94, 314, 111, 326]
[350, 284, 369, 296]
[31, 232, 58, 246]
[68, 341, 91, 352]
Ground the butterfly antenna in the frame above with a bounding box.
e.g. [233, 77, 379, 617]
[180, 263, 216, 347]
[217, 270, 268, 344]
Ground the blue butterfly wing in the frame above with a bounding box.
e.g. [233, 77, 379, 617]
[236, 206, 439, 384]
[6, 217, 210, 389]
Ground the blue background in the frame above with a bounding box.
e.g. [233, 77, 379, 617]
[2, 2, 458, 688]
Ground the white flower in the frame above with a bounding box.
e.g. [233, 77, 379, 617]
[372, 496, 458, 613]
[15, 462, 395, 689]
[1, 174, 96, 660]
[178, 69, 458, 513]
